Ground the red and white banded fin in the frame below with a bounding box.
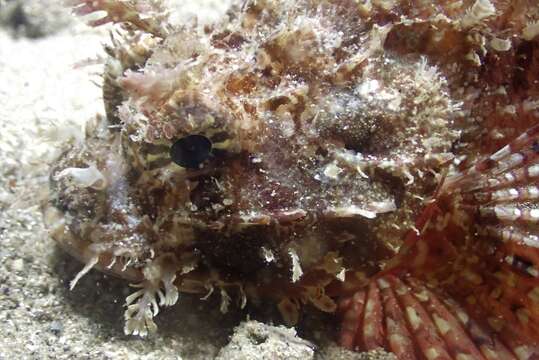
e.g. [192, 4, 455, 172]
[377, 278, 417, 359]
[339, 290, 366, 350]
[336, 275, 537, 359]
[362, 281, 385, 350]
[441, 123, 539, 195]
[388, 276, 453, 360]
[376, 124, 539, 357]
[438, 125, 539, 256]
[383, 201, 459, 275]
[405, 277, 486, 360]
[433, 124, 539, 287]
[440, 297, 516, 360]
[420, 245, 539, 358]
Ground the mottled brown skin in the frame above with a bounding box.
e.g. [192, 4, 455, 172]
[47, 0, 539, 351]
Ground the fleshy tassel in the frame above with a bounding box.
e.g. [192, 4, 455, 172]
[66, 0, 168, 37]
[69, 254, 100, 290]
[123, 257, 180, 336]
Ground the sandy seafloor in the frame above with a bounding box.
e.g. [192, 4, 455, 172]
[0, 1, 395, 359]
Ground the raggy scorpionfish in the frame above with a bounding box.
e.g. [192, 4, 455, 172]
[44, 0, 539, 357]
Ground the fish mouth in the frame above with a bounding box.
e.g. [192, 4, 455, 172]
[42, 204, 145, 284]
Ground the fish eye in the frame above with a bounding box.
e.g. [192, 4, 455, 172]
[170, 135, 212, 169]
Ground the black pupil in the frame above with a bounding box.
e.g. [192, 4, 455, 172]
[170, 135, 212, 168]
[533, 140, 539, 154]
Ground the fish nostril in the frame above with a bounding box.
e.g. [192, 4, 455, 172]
[170, 134, 212, 169]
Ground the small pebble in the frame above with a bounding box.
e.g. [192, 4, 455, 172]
[11, 258, 24, 272]
[49, 321, 63, 335]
